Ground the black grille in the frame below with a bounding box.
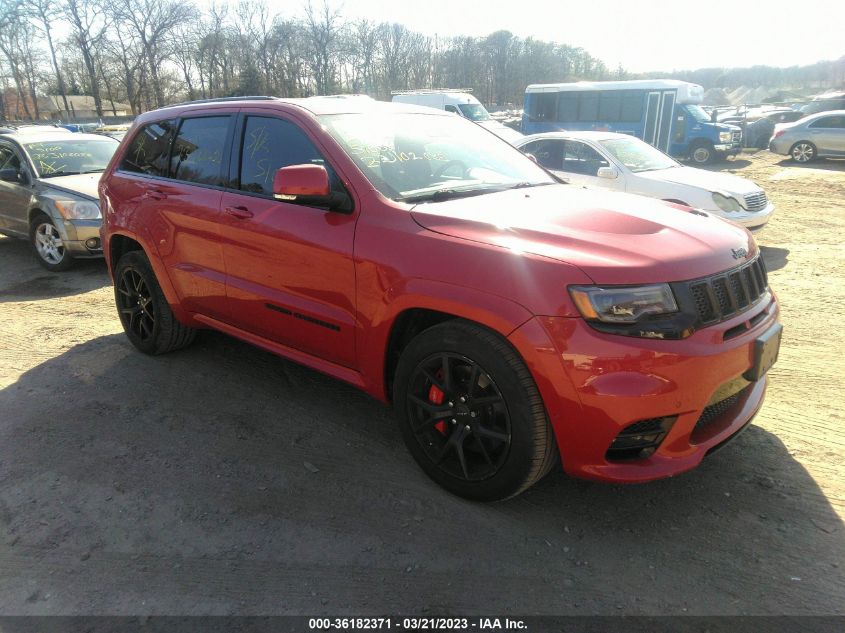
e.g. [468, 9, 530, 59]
[693, 388, 747, 434]
[743, 191, 768, 212]
[732, 131, 742, 144]
[621, 418, 665, 435]
[684, 256, 768, 325]
[606, 416, 677, 461]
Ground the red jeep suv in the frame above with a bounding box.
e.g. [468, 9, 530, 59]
[99, 96, 781, 500]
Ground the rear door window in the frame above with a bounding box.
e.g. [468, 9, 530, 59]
[169, 116, 232, 186]
[522, 139, 563, 171]
[809, 116, 845, 129]
[121, 120, 178, 177]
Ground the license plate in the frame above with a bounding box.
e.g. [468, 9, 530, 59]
[743, 323, 783, 382]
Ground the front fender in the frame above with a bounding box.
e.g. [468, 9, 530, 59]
[358, 277, 535, 400]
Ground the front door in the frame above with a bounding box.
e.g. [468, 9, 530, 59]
[556, 140, 618, 190]
[0, 142, 33, 236]
[219, 112, 358, 369]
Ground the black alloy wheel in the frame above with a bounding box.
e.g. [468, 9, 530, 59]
[394, 320, 558, 501]
[117, 266, 156, 342]
[114, 250, 196, 355]
[407, 352, 512, 482]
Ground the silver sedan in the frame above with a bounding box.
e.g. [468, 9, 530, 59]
[768, 110, 845, 163]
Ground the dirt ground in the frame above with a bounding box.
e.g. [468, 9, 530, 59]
[0, 151, 843, 616]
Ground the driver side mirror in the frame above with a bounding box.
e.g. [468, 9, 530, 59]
[597, 166, 618, 179]
[0, 167, 26, 184]
[273, 164, 352, 213]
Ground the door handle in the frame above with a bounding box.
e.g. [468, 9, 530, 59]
[143, 188, 167, 200]
[225, 205, 253, 219]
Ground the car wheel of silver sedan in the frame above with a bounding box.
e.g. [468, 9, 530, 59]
[29, 212, 74, 272]
[790, 142, 816, 163]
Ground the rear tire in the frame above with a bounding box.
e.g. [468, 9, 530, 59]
[393, 320, 557, 501]
[789, 141, 816, 163]
[114, 250, 196, 355]
[30, 212, 74, 272]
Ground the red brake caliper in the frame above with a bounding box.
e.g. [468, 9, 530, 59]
[428, 382, 447, 435]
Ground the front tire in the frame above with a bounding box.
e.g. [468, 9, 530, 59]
[114, 250, 196, 355]
[689, 141, 714, 165]
[393, 320, 557, 501]
[30, 212, 74, 271]
[789, 141, 816, 163]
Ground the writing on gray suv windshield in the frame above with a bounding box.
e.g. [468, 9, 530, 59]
[24, 139, 119, 178]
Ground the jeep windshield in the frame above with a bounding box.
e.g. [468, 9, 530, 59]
[24, 138, 119, 178]
[320, 112, 554, 202]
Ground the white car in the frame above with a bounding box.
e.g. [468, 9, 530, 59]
[516, 131, 774, 231]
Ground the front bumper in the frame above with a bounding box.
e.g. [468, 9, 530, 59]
[729, 201, 776, 231]
[714, 143, 742, 156]
[508, 294, 779, 483]
[59, 218, 103, 258]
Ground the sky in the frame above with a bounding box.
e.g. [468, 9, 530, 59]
[329, 0, 844, 73]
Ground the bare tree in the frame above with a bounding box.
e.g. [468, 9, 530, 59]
[0, 1, 33, 119]
[113, 0, 195, 108]
[23, 0, 70, 114]
[304, 0, 342, 94]
[64, 0, 108, 117]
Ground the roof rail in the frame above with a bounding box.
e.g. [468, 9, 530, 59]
[390, 88, 473, 95]
[170, 95, 278, 107]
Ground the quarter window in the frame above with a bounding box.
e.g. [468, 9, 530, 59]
[169, 116, 231, 185]
[121, 120, 177, 177]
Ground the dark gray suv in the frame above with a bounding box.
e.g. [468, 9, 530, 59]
[0, 129, 118, 270]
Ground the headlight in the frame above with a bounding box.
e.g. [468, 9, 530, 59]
[54, 200, 101, 220]
[719, 131, 732, 143]
[712, 192, 743, 213]
[569, 284, 678, 324]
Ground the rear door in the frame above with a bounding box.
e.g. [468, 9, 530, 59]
[218, 111, 358, 368]
[111, 114, 233, 318]
[809, 115, 845, 154]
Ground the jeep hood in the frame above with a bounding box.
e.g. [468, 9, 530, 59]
[637, 166, 761, 197]
[410, 184, 756, 285]
[36, 173, 100, 201]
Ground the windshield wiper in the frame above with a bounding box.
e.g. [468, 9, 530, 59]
[38, 171, 79, 178]
[399, 182, 553, 204]
[504, 181, 554, 190]
[80, 168, 105, 174]
[399, 187, 498, 203]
